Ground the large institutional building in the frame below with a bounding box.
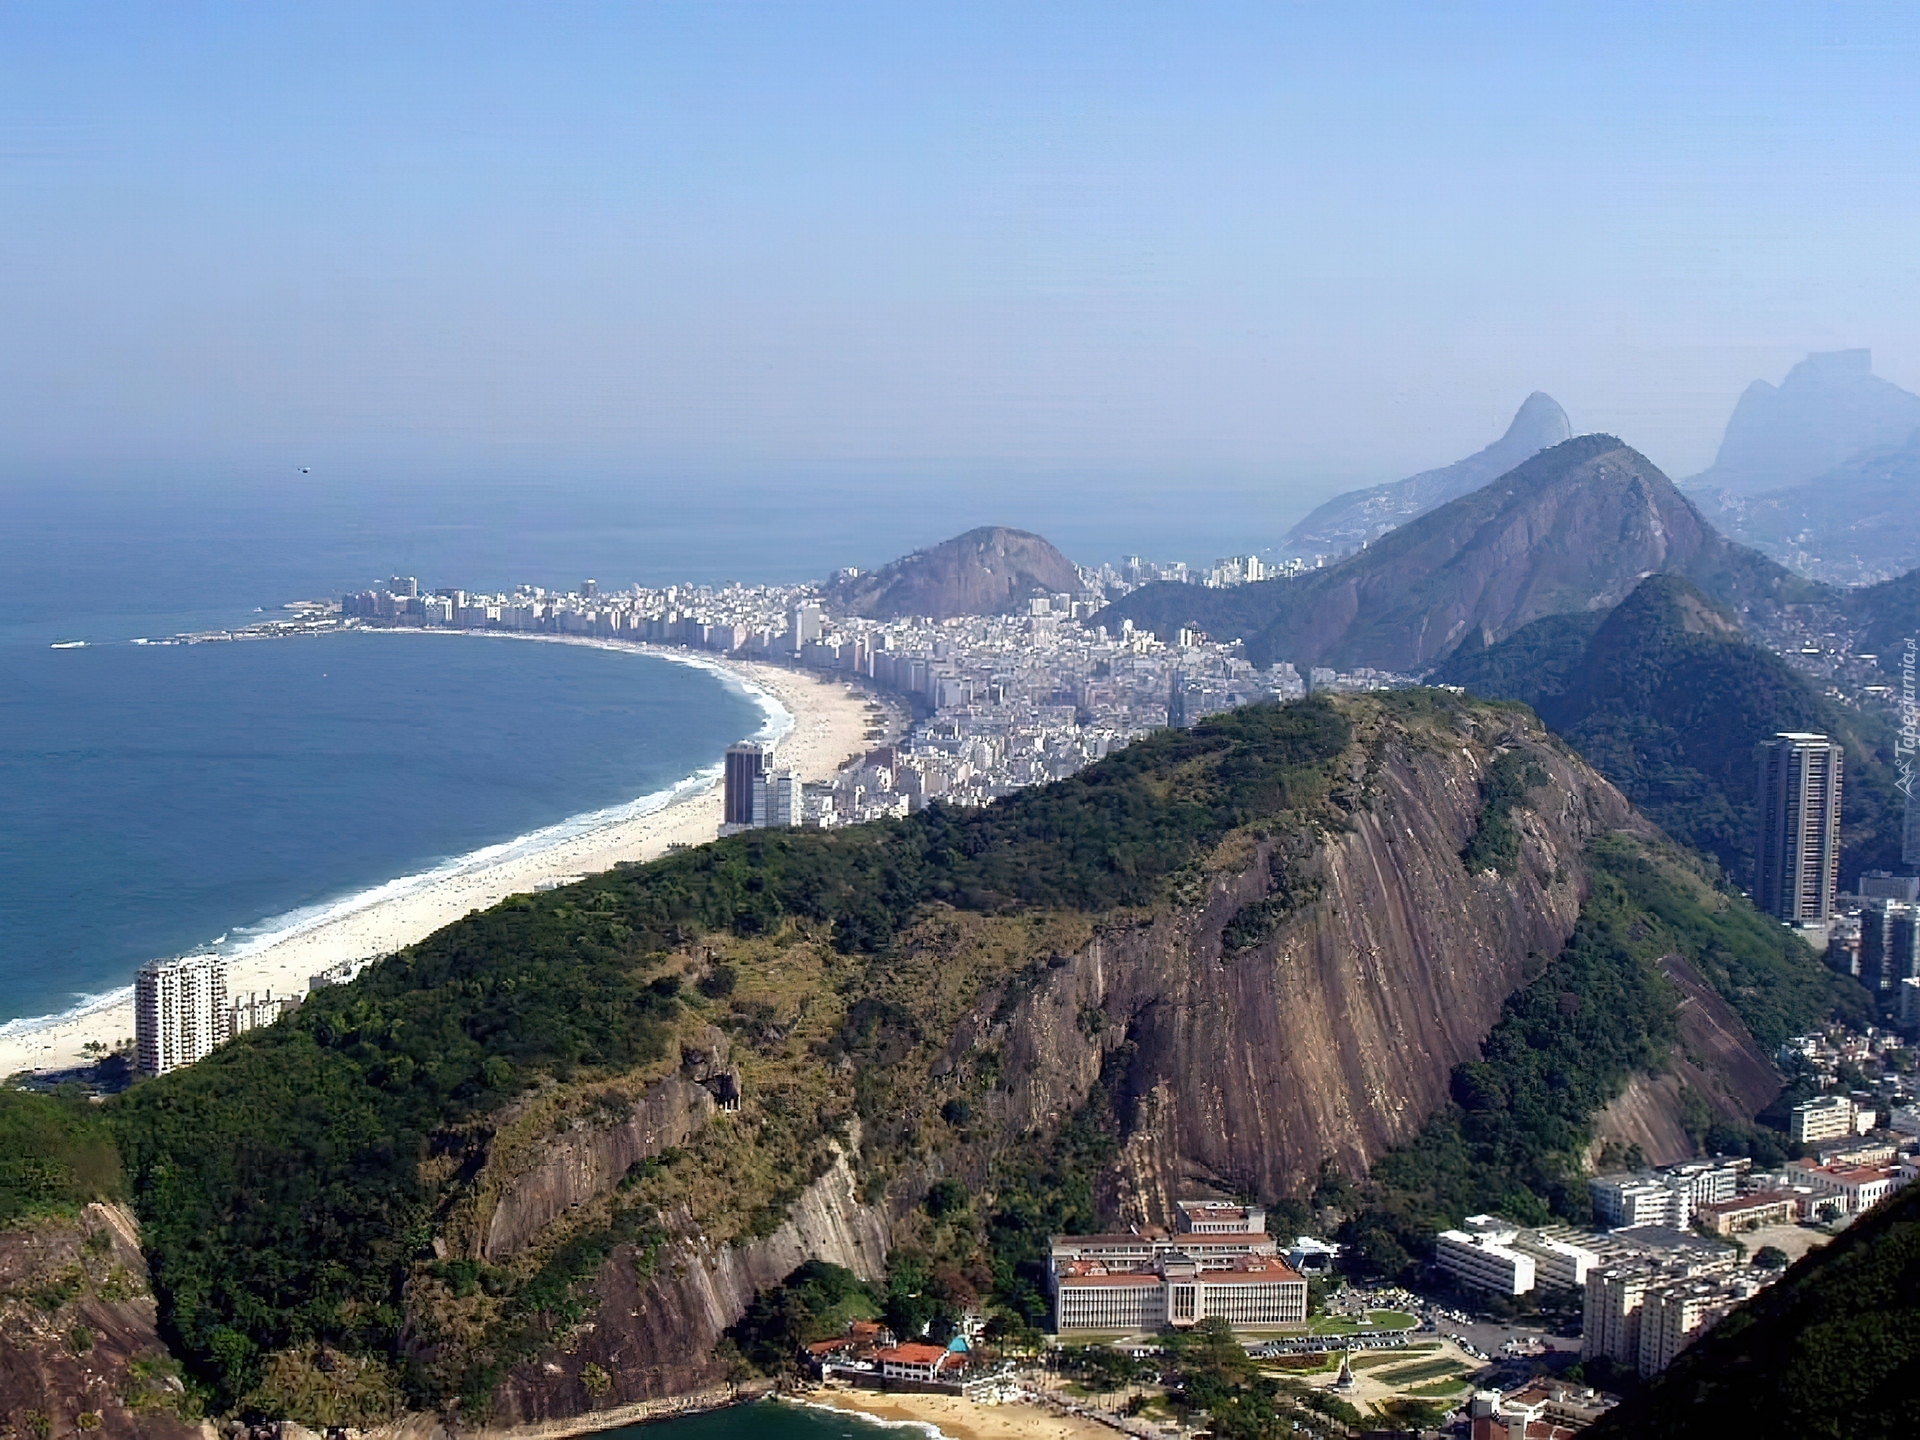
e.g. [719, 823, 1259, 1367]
[1754, 732, 1843, 925]
[135, 954, 231, 1075]
[1050, 1201, 1307, 1333]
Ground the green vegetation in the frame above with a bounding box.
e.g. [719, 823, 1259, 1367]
[83, 700, 1352, 1413]
[726, 1260, 879, 1371]
[1587, 1180, 1920, 1439]
[1375, 1356, 1467, 1385]
[1344, 832, 1857, 1272]
[1461, 749, 1549, 875]
[1438, 574, 1907, 886]
[0, 1090, 123, 1225]
[1161, 1318, 1352, 1438]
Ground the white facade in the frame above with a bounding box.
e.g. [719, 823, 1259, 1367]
[1436, 1227, 1536, 1296]
[1789, 1095, 1856, 1145]
[228, 990, 291, 1037]
[1053, 1254, 1306, 1333]
[1589, 1175, 1692, 1229]
[1510, 1232, 1600, 1291]
[135, 954, 231, 1075]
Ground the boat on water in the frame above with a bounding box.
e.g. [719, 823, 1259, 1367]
[49, 640, 87, 649]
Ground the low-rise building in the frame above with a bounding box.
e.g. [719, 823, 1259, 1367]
[1589, 1174, 1691, 1229]
[876, 1343, 963, 1385]
[1695, 1190, 1801, 1236]
[1796, 1161, 1910, 1215]
[1052, 1253, 1307, 1333]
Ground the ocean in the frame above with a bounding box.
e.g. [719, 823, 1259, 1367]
[0, 466, 1319, 1036]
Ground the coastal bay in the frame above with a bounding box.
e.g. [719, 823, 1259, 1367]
[0, 635, 886, 1078]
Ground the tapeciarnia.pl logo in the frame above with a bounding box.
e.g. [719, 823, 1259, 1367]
[1898, 637, 1918, 798]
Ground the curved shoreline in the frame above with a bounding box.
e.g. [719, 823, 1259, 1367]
[0, 636, 886, 1078]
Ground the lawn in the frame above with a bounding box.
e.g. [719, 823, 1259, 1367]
[1406, 1378, 1472, 1399]
[1376, 1358, 1469, 1386]
[1350, 1345, 1440, 1369]
[1308, 1309, 1419, 1335]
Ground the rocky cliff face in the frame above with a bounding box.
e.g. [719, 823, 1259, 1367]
[0, 1203, 198, 1440]
[478, 1033, 738, 1263]
[487, 1147, 888, 1421]
[943, 709, 1643, 1217]
[1589, 953, 1783, 1166]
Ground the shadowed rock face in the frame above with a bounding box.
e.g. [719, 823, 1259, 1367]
[1589, 954, 1782, 1167]
[0, 1203, 198, 1440]
[1286, 391, 1572, 556]
[942, 710, 1645, 1216]
[487, 1148, 889, 1419]
[824, 526, 1081, 620]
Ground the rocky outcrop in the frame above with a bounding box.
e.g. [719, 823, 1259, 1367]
[0, 1203, 199, 1440]
[941, 713, 1644, 1217]
[824, 526, 1082, 620]
[479, 1034, 738, 1262]
[1590, 954, 1783, 1166]
[487, 1146, 888, 1421]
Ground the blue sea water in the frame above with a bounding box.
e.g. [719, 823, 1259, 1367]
[0, 630, 767, 1029]
[0, 465, 1323, 1036]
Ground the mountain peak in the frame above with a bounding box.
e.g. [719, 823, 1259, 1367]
[1285, 392, 1572, 554]
[1102, 434, 1809, 672]
[824, 526, 1080, 620]
[1692, 349, 1920, 494]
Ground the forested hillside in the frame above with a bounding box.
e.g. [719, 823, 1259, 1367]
[0, 691, 1866, 1427]
[1435, 574, 1905, 887]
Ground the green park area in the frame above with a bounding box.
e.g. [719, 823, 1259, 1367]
[1307, 1309, 1419, 1335]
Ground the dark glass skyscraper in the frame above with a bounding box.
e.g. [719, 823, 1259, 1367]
[1754, 732, 1843, 926]
[724, 742, 768, 828]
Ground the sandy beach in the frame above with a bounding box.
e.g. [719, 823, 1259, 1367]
[805, 1388, 1122, 1440]
[0, 637, 891, 1079]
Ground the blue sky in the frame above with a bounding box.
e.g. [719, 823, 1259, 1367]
[3, 2, 1917, 501]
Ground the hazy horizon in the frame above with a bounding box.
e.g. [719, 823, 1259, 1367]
[4, 3, 1918, 513]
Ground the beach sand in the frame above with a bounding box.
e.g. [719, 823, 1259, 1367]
[806, 1388, 1122, 1440]
[0, 641, 891, 1079]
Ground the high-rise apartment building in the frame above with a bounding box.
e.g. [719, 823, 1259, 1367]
[135, 955, 231, 1075]
[1754, 733, 1843, 925]
[724, 742, 769, 828]
[1859, 899, 1920, 993]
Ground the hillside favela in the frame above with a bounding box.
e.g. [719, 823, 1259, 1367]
[3, 11, 1918, 1440]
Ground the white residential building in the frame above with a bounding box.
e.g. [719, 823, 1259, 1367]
[1789, 1095, 1857, 1145]
[1436, 1225, 1536, 1296]
[135, 954, 231, 1076]
[1589, 1174, 1692, 1229]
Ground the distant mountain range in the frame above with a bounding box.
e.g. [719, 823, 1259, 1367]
[1686, 349, 1920, 495]
[1434, 573, 1905, 889]
[1679, 350, 1920, 582]
[823, 525, 1081, 620]
[1099, 435, 1813, 672]
[1283, 391, 1571, 555]
[1694, 426, 1920, 584]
